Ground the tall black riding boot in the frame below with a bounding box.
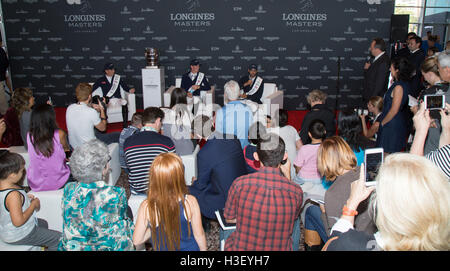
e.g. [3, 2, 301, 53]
[122, 105, 128, 128]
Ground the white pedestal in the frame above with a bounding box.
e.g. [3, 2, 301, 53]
[142, 67, 165, 108]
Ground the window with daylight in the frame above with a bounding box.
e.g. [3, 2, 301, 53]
[394, 0, 450, 42]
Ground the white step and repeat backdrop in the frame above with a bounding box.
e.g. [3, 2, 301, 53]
[2, 0, 394, 110]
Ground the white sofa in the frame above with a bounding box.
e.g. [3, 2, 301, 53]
[0, 241, 42, 251]
[261, 83, 284, 116]
[164, 78, 215, 108]
[89, 83, 136, 124]
[180, 145, 200, 186]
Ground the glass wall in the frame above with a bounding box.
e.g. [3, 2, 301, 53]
[395, 0, 450, 44]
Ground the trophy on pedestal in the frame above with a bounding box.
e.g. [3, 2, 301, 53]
[145, 48, 159, 68]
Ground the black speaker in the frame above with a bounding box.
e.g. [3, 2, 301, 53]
[390, 14, 410, 43]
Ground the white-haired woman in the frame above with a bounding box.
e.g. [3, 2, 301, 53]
[299, 89, 336, 146]
[324, 154, 450, 251]
[58, 139, 134, 251]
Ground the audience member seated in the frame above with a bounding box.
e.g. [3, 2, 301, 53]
[10, 87, 34, 148]
[124, 107, 176, 195]
[66, 83, 116, 149]
[360, 96, 383, 140]
[133, 153, 207, 251]
[304, 136, 377, 250]
[189, 115, 247, 228]
[119, 112, 143, 174]
[0, 150, 61, 250]
[438, 50, 450, 85]
[162, 87, 195, 156]
[417, 56, 450, 155]
[215, 80, 254, 148]
[223, 133, 303, 251]
[299, 89, 336, 145]
[294, 119, 326, 197]
[27, 104, 71, 192]
[338, 109, 375, 165]
[267, 108, 302, 177]
[293, 119, 326, 249]
[324, 154, 449, 251]
[59, 140, 134, 251]
[411, 101, 450, 179]
[0, 106, 22, 147]
[243, 121, 266, 173]
[376, 57, 413, 154]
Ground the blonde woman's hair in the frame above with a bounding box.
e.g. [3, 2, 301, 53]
[306, 89, 327, 105]
[317, 136, 357, 181]
[368, 96, 383, 112]
[373, 153, 450, 251]
[421, 56, 440, 77]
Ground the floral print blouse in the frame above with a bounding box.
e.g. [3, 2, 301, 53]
[58, 181, 134, 251]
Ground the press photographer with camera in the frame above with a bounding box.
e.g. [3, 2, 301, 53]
[66, 82, 118, 150]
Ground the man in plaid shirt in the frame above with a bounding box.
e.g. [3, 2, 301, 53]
[224, 133, 303, 251]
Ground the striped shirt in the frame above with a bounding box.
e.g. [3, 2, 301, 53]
[426, 144, 450, 179]
[124, 131, 176, 194]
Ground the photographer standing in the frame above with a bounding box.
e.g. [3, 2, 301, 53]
[66, 83, 118, 150]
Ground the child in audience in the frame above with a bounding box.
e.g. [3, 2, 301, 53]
[119, 112, 143, 174]
[0, 150, 61, 250]
[243, 121, 266, 173]
[133, 153, 206, 251]
[294, 119, 326, 188]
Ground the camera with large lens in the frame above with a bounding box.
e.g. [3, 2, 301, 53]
[92, 95, 107, 110]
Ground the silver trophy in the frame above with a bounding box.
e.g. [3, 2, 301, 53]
[145, 48, 159, 68]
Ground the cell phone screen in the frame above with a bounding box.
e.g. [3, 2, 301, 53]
[426, 95, 443, 109]
[366, 152, 382, 183]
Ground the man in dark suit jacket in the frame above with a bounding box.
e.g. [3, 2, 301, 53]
[238, 64, 264, 104]
[391, 32, 417, 59]
[189, 115, 248, 225]
[407, 36, 426, 97]
[180, 59, 211, 97]
[92, 63, 135, 127]
[363, 38, 391, 104]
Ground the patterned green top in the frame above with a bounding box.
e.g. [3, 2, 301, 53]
[58, 181, 135, 251]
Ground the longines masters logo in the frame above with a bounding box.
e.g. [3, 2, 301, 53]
[170, 0, 215, 32]
[282, 0, 327, 33]
[64, 0, 106, 33]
